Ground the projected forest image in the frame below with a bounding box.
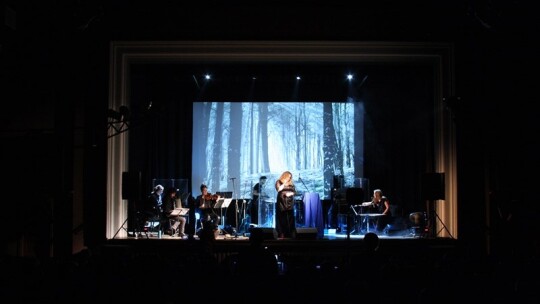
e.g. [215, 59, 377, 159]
[192, 101, 363, 200]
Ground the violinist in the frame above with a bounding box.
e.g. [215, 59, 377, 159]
[195, 184, 221, 237]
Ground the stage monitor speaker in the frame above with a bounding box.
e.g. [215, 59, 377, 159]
[295, 227, 318, 240]
[250, 227, 277, 240]
[421, 173, 445, 200]
[346, 187, 364, 206]
[122, 171, 142, 201]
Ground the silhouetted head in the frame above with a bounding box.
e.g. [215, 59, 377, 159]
[153, 184, 164, 194]
[363, 232, 380, 251]
[165, 187, 177, 198]
[249, 228, 265, 245]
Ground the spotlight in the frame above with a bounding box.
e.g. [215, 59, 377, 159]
[107, 106, 131, 138]
[118, 106, 130, 121]
[347, 74, 353, 80]
[296, 76, 301, 80]
[107, 106, 130, 122]
[107, 109, 122, 121]
[205, 74, 211, 80]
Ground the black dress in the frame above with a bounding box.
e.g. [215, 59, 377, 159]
[368, 197, 391, 232]
[275, 180, 296, 238]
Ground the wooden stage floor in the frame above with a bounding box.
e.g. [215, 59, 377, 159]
[104, 229, 459, 266]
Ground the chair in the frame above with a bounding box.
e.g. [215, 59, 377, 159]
[168, 217, 180, 235]
[194, 211, 203, 232]
[144, 218, 162, 236]
[141, 210, 166, 237]
[382, 205, 406, 235]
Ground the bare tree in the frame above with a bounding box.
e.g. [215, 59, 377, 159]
[228, 102, 243, 185]
[323, 103, 338, 198]
[199, 102, 212, 182]
[259, 103, 270, 173]
[211, 102, 224, 190]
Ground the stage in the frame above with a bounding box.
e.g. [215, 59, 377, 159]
[104, 229, 459, 267]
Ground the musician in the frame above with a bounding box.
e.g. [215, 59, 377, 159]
[275, 171, 296, 238]
[145, 184, 164, 219]
[162, 187, 187, 237]
[141, 184, 165, 234]
[361, 189, 391, 233]
[251, 175, 268, 225]
[195, 184, 221, 237]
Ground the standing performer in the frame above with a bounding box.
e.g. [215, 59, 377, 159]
[251, 176, 268, 225]
[275, 171, 296, 238]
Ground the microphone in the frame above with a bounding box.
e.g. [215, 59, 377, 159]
[229, 177, 236, 180]
[299, 176, 310, 193]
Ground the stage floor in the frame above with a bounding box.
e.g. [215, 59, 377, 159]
[106, 228, 457, 262]
[115, 225, 426, 240]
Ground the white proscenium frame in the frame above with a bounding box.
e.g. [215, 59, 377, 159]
[106, 41, 457, 239]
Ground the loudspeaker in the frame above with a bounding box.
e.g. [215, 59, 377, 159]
[122, 171, 142, 200]
[295, 227, 318, 240]
[250, 227, 277, 240]
[421, 173, 445, 200]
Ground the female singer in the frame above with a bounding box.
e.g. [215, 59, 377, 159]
[361, 189, 391, 233]
[275, 171, 296, 238]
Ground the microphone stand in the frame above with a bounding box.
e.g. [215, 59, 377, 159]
[299, 177, 310, 193]
[230, 177, 239, 234]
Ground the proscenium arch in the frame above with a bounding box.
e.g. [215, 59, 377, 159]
[107, 41, 457, 239]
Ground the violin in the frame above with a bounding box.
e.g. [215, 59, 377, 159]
[203, 193, 220, 201]
[200, 193, 220, 209]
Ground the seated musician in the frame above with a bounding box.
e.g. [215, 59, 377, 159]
[162, 187, 187, 237]
[361, 189, 391, 233]
[195, 184, 221, 236]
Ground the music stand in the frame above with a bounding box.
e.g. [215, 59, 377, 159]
[170, 207, 189, 217]
[214, 198, 232, 208]
[215, 198, 232, 228]
[345, 188, 364, 240]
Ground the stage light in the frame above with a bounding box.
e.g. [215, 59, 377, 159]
[108, 105, 130, 122]
[107, 105, 131, 138]
[205, 74, 211, 80]
[108, 109, 122, 121]
[118, 105, 130, 121]
[347, 74, 353, 80]
[296, 76, 301, 80]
